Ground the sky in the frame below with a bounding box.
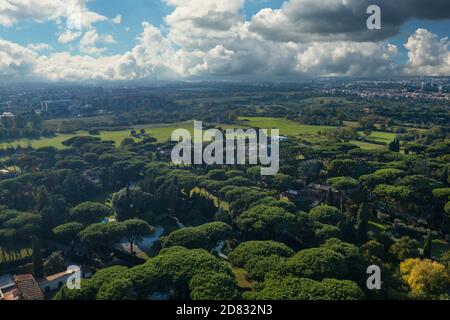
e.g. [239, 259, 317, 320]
[0, 0, 449, 82]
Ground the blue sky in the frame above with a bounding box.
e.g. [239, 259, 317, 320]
[0, 0, 449, 81]
[1, 0, 448, 58]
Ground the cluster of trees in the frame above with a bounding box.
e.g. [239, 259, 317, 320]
[1, 104, 449, 301]
[55, 247, 239, 300]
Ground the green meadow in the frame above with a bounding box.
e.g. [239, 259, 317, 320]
[0, 117, 396, 150]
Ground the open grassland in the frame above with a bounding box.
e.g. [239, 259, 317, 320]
[0, 121, 194, 150]
[238, 117, 337, 136]
[1, 117, 397, 151]
[238, 117, 396, 148]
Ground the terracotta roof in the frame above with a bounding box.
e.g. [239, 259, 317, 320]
[13, 274, 44, 300]
[44, 269, 76, 282]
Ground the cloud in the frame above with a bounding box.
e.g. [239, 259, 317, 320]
[27, 43, 52, 52]
[164, 0, 245, 50]
[248, 0, 450, 43]
[0, 0, 449, 82]
[79, 29, 115, 55]
[112, 14, 122, 25]
[0, 38, 38, 80]
[58, 29, 82, 44]
[0, 0, 107, 29]
[404, 28, 450, 76]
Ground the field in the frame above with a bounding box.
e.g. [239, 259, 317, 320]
[0, 121, 194, 150]
[0, 117, 397, 151]
[238, 117, 396, 147]
[238, 117, 337, 136]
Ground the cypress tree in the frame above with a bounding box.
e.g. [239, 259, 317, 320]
[32, 237, 44, 279]
[339, 215, 356, 243]
[388, 137, 400, 153]
[423, 232, 432, 259]
[326, 188, 335, 206]
[356, 203, 370, 244]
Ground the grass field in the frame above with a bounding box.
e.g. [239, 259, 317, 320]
[238, 117, 395, 148]
[0, 121, 195, 150]
[238, 117, 337, 136]
[0, 117, 397, 151]
[350, 140, 386, 150]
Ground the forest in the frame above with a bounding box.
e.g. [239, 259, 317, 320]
[0, 86, 450, 301]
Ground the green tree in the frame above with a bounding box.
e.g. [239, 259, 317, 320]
[284, 247, 347, 280]
[309, 205, 345, 226]
[228, 240, 294, 267]
[388, 137, 400, 152]
[32, 237, 44, 279]
[422, 232, 432, 259]
[389, 236, 420, 261]
[52, 222, 84, 244]
[96, 278, 136, 300]
[70, 202, 112, 225]
[189, 272, 239, 300]
[122, 219, 154, 254]
[162, 222, 232, 250]
[327, 177, 358, 211]
[356, 203, 370, 244]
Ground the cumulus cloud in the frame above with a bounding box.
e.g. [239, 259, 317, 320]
[249, 0, 450, 42]
[404, 28, 450, 76]
[164, 0, 245, 50]
[79, 29, 115, 55]
[0, 38, 38, 80]
[27, 43, 52, 52]
[58, 29, 82, 44]
[0, 0, 449, 82]
[0, 0, 107, 29]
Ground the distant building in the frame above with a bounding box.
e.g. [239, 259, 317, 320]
[0, 112, 14, 118]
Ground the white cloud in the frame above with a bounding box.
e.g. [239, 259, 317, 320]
[27, 43, 52, 52]
[0, 38, 38, 80]
[58, 29, 82, 44]
[164, 0, 245, 50]
[0, 0, 448, 82]
[0, 0, 107, 29]
[112, 14, 122, 24]
[79, 29, 115, 55]
[404, 28, 450, 76]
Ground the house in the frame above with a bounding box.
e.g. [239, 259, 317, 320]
[38, 269, 75, 293]
[0, 274, 45, 300]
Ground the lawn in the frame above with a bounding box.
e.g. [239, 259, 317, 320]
[350, 140, 386, 150]
[0, 121, 195, 150]
[238, 117, 337, 136]
[364, 131, 397, 144]
[0, 117, 397, 151]
[238, 117, 395, 149]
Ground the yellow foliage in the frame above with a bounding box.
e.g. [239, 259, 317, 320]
[400, 258, 450, 298]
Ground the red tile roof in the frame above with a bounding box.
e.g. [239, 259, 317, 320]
[13, 274, 44, 300]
